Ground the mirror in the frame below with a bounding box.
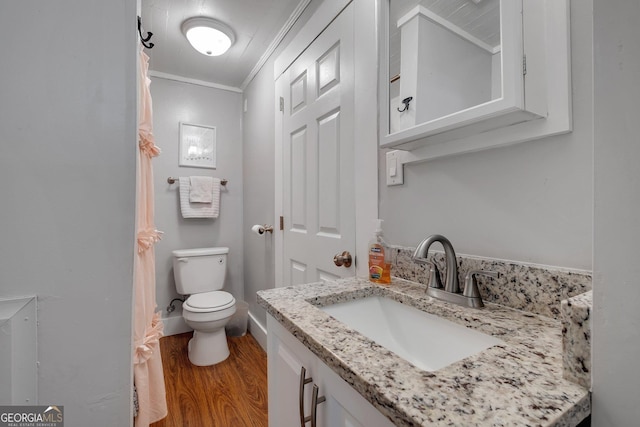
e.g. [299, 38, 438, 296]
[389, 0, 502, 134]
[379, 0, 553, 152]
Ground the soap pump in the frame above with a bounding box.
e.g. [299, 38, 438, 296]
[368, 219, 391, 284]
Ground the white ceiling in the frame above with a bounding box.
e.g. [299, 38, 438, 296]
[141, 0, 305, 90]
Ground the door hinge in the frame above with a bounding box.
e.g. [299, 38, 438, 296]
[279, 97, 284, 112]
[279, 215, 284, 230]
[522, 55, 527, 76]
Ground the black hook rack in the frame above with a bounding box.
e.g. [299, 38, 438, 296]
[397, 96, 413, 113]
[138, 16, 154, 49]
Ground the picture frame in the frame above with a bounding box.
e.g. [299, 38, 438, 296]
[179, 122, 217, 169]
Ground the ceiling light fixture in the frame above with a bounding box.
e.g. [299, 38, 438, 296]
[181, 17, 235, 57]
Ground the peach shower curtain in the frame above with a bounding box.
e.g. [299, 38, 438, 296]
[133, 47, 167, 426]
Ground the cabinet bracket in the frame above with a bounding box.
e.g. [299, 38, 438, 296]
[385, 149, 421, 186]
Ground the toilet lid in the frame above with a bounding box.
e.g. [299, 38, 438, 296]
[185, 291, 235, 311]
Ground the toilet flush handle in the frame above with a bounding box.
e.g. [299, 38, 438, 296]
[177, 258, 189, 263]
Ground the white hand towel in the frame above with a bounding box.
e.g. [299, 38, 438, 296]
[179, 177, 221, 218]
[189, 176, 213, 203]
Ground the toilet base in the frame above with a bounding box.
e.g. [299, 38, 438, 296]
[187, 328, 230, 366]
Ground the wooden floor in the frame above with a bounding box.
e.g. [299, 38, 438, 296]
[151, 332, 268, 427]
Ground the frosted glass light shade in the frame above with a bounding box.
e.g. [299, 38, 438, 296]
[181, 17, 235, 57]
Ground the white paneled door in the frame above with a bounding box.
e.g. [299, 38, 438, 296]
[276, 3, 355, 287]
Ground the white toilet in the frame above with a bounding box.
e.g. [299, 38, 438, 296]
[172, 247, 236, 366]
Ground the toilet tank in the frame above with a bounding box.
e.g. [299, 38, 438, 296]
[172, 247, 229, 295]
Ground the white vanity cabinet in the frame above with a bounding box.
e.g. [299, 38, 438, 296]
[267, 314, 395, 427]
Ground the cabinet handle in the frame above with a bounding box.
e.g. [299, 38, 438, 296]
[310, 384, 326, 427]
[299, 366, 312, 427]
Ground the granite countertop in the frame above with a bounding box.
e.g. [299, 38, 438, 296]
[257, 277, 590, 427]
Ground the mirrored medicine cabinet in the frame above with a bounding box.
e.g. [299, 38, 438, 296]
[379, 0, 571, 158]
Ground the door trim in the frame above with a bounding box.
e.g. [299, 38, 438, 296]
[273, 0, 352, 81]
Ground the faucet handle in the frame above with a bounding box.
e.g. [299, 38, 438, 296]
[411, 256, 444, 289]
[424, 261, 444, 289]
[463, 270, 499, 298]
[428, 262, 444, 289]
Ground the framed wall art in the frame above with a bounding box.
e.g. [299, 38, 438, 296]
[179, 122, 217, 169]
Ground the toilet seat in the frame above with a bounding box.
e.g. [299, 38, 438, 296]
[184, 291, 235, 313]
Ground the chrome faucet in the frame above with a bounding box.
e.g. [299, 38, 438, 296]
[412, 234, 497, 309]
[412, 234, 460, 293]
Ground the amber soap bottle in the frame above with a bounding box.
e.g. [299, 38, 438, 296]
[368, 219, 391, 284]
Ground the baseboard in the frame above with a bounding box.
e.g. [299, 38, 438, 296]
[162, 314, 192, 337]
[248, 311, 267, 352]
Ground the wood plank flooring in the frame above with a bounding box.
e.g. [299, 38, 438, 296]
[150, 332, 268, 427]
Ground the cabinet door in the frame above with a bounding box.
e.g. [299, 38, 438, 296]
[268, 314, 394, 427]
[267, 315, 325, 427]
[318, 363, 395, 427]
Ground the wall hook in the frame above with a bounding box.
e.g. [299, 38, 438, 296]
[397, 96, 413, 113]
[138, 16, 154, 49]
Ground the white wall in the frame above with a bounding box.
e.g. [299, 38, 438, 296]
[242, 61, 277, 328]
[592, 0, 640, 424]
[379, 0, 593, 271]
[151, 78, 244, 327]
[0, 1, 136, 426]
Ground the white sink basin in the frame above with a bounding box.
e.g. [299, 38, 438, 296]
[321, 296, 503, 371]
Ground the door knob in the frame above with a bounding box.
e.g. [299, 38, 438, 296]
[333, 251, 352, 268]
